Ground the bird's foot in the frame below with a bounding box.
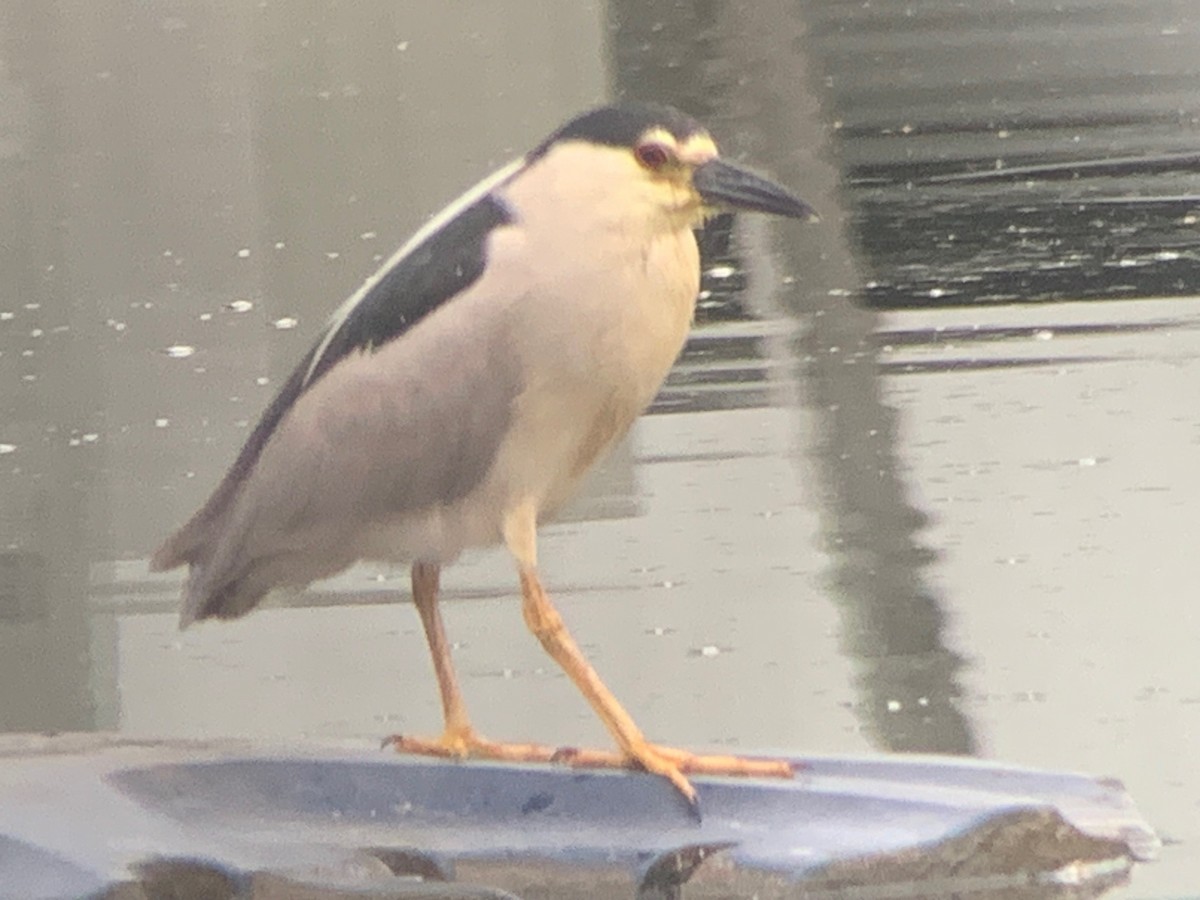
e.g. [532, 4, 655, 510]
[383, 726, 559, 764]
[384, 728, 793, 818]
[553, 741, 795, 815]
[554, 741, 794, 778]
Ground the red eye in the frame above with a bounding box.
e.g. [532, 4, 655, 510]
[635, 142, 672, 170]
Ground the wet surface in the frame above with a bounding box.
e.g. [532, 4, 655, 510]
[803, 0, 1200, 308]
[2, 1, 1199, 897]
[0, 735, 1158, 899]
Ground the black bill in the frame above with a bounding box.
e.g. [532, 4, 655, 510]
[693, 158, 818, 221]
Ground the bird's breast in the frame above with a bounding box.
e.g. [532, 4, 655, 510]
[483, 217, 700, 515]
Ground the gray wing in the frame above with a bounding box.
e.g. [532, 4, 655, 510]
[178, 306, 522, 625]
[152, 164, 525, 624]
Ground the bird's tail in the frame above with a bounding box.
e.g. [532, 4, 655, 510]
[153, 494, 271, 626]
[178, 561, 271, 628]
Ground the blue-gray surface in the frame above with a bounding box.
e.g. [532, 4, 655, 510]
[0, 734, 1157, 899]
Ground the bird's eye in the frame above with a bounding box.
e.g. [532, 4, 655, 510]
[635, 142, 673, 170]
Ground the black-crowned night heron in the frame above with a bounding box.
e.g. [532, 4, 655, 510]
[153, 102, 816, 811]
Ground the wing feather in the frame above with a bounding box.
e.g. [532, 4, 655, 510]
[152, 158, 525, 572]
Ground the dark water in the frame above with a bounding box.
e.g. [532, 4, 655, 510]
[801, 0, 1200, 307]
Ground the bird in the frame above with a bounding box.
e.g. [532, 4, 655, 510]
[152, 102, 817, 812]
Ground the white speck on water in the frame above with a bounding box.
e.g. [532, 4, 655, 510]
[325, 251, 340, 260]
[198, 313, 213, 322]
[1153, 250, 1181, 261]
[226, 299, 254, 313]
[917, 696, 930, 707]
[699, 645, 720, 658]
[236, 248, 251, 258]
[708, 265, 736, 279]
[1034, 329, 1054, 341]
[396, 41, 409, 51]
[29, 329, 43, 338]
[274, 241, 286, 250]
[255, 376, 269, 386]
[164, 345, 195, 358]
[82, 433, 99, 443]
[0, 312, 13, 321]
[23, 303, 39, 310]
[360, 231, 377, 240]
[271, 317, 299, 330]
[1078, 456, 1097, 467]
[154, 418, 169, 428]
[0, 444, 14, 455]
[660, 580, 674, 589]
[886, 699, 902, 712]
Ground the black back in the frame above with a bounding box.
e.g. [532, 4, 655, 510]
[307, 195, 512, 386]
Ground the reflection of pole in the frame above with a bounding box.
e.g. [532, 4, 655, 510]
[611, 0, 977, 754]
[722, 1, 978, 756]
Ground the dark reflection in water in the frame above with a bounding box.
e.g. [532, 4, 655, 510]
[803, 0, 1200, 308]
[613, 0, 979, 755]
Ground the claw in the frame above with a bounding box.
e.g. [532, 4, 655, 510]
[385, 726, 786, 822]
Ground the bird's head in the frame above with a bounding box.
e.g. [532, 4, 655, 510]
[530, 103, 818, 230]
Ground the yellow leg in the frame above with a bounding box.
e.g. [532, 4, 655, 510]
[503, 502, 793, 808]
[517, 565, 792, 807]
[385, 561, 557, 763]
